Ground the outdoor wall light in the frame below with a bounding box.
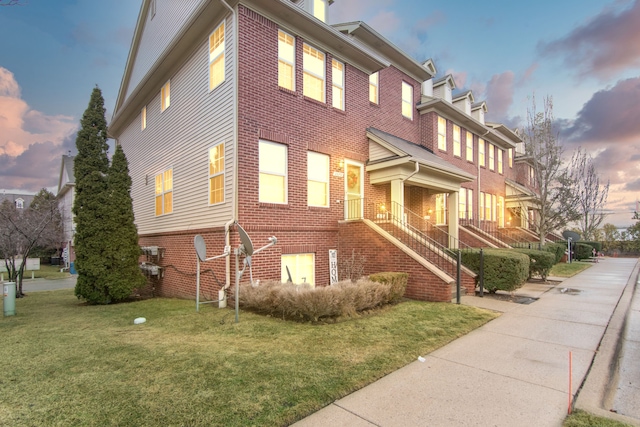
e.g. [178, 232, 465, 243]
[379, 203, 386, 212]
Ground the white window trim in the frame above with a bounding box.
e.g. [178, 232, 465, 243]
[466, 131, 473, 162]
[402, 81, 413, 120]
[161, 80, 170, 112]
[208, 142, 225, 206]
[453, 125, 461, 157]
[488, 144, 495, 171]
[281, 253, 316, 287]
[468, 189, 473, 220]
[259, 140, 288, 204]
[369, 72, 379, 104]
[458, 188, 467, 220]
[278, 29, 295, 91]
[478, 138, 485, 166]
[497, 148, 503, 174]
[209, 21, 226, 91]
[438, 116, 446, 151]
[303, 43, 326, 103]
[155, 168, 173, 216]
[331, 59, 345, 110]
[307, 151, 330, 207]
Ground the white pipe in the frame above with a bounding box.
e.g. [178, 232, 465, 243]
[402, 160, 420, 182]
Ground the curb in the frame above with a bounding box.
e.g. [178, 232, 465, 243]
[573, 258, 640, 426]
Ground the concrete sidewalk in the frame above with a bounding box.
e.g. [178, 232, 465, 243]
[293, 257, 639, 427]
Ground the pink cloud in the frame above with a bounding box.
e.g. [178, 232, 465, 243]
[538, 0, 640, 79]
[484, 71, 515, 122]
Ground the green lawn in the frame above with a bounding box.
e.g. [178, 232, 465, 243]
[564, 410, 634, 427]
[0, 290, 497, 426]
[550, 261, 593, 278]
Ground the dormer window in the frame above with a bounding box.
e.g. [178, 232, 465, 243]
[15, 198, 24, 209]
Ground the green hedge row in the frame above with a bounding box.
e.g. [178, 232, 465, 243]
[511, 248, 556, 280]
[574, 243, 593, 261]
[543, 242, 566, 264]
[460, 249, 529, 293]
[578, 241, 602, 252]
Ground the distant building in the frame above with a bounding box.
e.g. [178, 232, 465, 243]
[56, 155, 76, 268]
[0, 190, 35, 210]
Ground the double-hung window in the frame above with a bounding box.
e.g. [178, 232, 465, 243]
[209, 143, 225, 205]
[259, 141, 287, 204]
[459, 188, 467, 219]
[303, 43, 325, 102]
[438, 116, 446, 151]
[281, 253, 315, 287]
[453, 125, 461, 157]
[155, 169, 173, 216]
[485, 193, 492, 221]
[278, 30, 295, 91]
[369, 72, 379, 104]
[479, 192, 485, 220]
[478, 138, 485, 166]
[466, 131, 473, 162]
[141, 106, 147, 130]
[509, 148, 513, 168]
[331, 59, 344, 110]
[402, 82, 413, 119]
[497, 148, 503, 174]
[209, 22, 225, 90]
[307, 152, 329, 207]
[488, 144, 495, 171]
[467, 189, 473, 220]
[435, 193, 447, 225]
[161, 80, 170, 111]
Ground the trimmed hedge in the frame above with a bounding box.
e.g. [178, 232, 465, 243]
[543, 242, 566, 264]
[368, 272, 409, 303]
[574, 243, 593, 261]
[579, 241, 602, 253]
[512, 248, 556, 280]
[460, 249, 529, 293]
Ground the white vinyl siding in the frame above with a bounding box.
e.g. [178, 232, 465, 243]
[307, 152, 329, 207]
[303, 43, 325, 102]
[401, 81, 413, 119]
[331, 59, 344, 110]
[259, 141, 287, 204]
[118, 15, 234, 235]
[278, 30, 295, 91]
[209, 22, 225, 90]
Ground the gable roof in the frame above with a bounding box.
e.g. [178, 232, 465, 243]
[57, 155, 75, 197]
[433, 74, 456, 90]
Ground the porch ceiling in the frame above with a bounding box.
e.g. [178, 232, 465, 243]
[366, 128, 474, 193]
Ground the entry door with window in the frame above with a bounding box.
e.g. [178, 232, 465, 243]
[344, 160, 363, 219]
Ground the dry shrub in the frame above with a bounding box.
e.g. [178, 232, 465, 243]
[238, 274, 408, 322]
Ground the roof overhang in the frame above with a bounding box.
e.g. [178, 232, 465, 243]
[332, 21, 434, 82]
[417, 98, 516, 150]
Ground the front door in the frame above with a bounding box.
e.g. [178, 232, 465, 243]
[344, 160, 363, 219]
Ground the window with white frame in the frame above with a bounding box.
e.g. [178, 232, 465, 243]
[509, 148, 513, 168]
[161, 80, 170, 112]
[498, 196, 505, 227]
[468, 189, 473, 220]
[478, 138, 485, 166]
[141, 106, 147, 130]
[438, 116, 446, 151]
[281, 253, 315, 286]
[209, 22, 225, 90]
[402, 81, 413, 119]
[458, 188, 467, 219]
[485, 193, 492, 221]
[332, 59, 344, 110]
[303, 43, 325, 102]
[497, 148, 503, 174]
[369, 72, 379, 104]
[435, 193, 447, 225]
[479, 191, 485, 220]
[307, 151, 329, 207]
[278, 30, 295, 91]
[209, 143, 225, 205]
[488, 144, 495, 171]
[466, 131, 473, 162]
[15, 198, 24, 209]
[453, 125, 461, 157]
[259, 141, 287, 203]
[155, 169, 173, 216]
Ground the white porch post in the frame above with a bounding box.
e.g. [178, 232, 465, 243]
[390, 179, 404, 219]
[448, 191, 459, 249]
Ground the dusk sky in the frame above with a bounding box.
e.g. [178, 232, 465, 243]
[1, 0, 639, 227]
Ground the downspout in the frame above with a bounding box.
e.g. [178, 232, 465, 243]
[402, 160, 420, 183]
[220, 0, 237, 292]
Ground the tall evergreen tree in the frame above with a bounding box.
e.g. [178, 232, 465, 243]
[106, 145, 146, 299]
[73, 87, 114, 304]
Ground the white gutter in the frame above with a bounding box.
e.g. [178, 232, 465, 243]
[402, 160, 420, 182]
[220, 0, 238, 293]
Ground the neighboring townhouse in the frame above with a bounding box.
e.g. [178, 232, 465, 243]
[0, 190, 34, 210]
[56, 155, 76, 269]
[110, 0, 540, 302]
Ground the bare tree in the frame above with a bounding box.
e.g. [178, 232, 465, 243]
[522, 95, 580, 244]
[0, 189, 62, 296]
[570, 148, 609, 240]
[0, 1, 26, 6]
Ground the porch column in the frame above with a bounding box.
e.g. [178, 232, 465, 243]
[390, 179, 404, 219]
[448, 191, 459, 249]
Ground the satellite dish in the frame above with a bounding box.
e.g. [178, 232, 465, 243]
[237, 224, 254, 256]
[194, 235, 207, 261]
[562, 230, 581, 241]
